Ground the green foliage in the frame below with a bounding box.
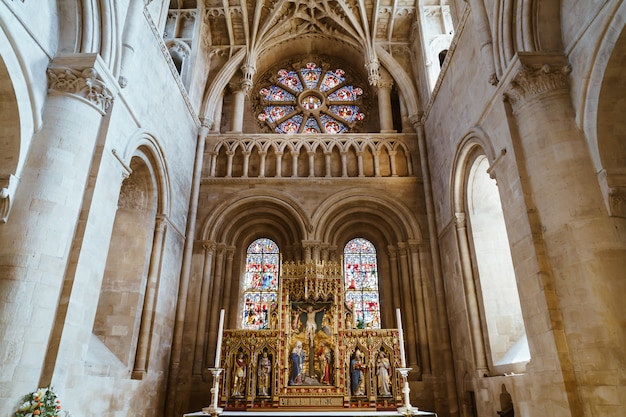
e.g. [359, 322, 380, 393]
[14, 387, 62, 417]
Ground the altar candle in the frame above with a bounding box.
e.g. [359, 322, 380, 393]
[396, 308, 407, 367]
[214, 309, 224, 367]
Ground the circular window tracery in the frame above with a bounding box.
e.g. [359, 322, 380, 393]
[256, 62, 365, 134]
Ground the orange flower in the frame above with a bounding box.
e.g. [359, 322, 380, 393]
[33, 410, 40, 415]
[56, 405, 62, 409]
[38, 403, 43, 407]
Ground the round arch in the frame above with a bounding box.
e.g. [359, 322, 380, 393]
[200, 188, 310, 248]
[122, 131, 172, 217]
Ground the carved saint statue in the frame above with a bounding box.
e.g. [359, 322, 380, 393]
[231, 352, 247, 396]
[350, 348, 366, 396]
[376, 351, 392, 396]
[257, 352, 271, 396]
[289, 341, 306, 385]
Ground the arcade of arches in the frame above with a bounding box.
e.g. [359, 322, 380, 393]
[0, 1, 624, 417]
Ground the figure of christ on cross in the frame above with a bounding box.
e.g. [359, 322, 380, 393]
[296, 305, 325, 346]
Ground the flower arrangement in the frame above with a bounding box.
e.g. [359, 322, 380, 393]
[14, 387, 62, 417]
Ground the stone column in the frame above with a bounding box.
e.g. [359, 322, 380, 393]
[324, 151, 332, 177]
[132, 216, 168, 379]
[258, 151, 267, 177]
[340, 151, 348, 177]
[291, 150, 299, 177]
[205, 244, 226, 378]
[275, 151, 283, 178]
[356, 151, 364, 177]
[225, 150, 234, 177]
[242, 151, 250, 177]
[307, 151, 315, 177]
[377, 78, 395, 132]
[503, 53, 626, 414]
[0, 53, 116, 412]
[193, 241, 216, 375]
[229, 84, 245, 133]
[222, 247, 236, 327]
[372, 150, 381, 177]
[397, 243, 418, 367]
[454, 213, 488, 376]
[408, 241, 431, 376]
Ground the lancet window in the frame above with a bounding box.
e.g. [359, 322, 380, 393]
[241, 238, 280, 330]
[256, 62, 365, 134]
[344, 238, 381, 329]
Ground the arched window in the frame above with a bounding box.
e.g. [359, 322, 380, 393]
[241, 238, 280, 330]
[344, 238, 381, 329]
[468, 156, 529, 371]
[256, 62, 365, 134]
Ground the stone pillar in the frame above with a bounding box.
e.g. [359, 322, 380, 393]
[225, 150, 234, 177]
[275, 152, 283, 178]
[503, 53, 626, 414]
[397, 243, 418, 367]
[258, 151, 267, 177]
[356, 151, 364, 177]
[388, 150, 398, 177]
[242, 151, 250, 177]
[0, 53, 116, 413]
[193, 241, 216, 375]
[307, 151, 315, 177]
[454, 213, 488, 376]
[229, 84, 245, 133]
[340, 151, 348, 177]
[324, 151, 332, 177]
[205, 244, 226, 378]
[408, 241, 431, 376]
[377, 78, 395, 132]
[222, 247, 236, 327]
[132, 216, 168, 379]
[291, 150, 299, 177]
[372, 150, 381, 177]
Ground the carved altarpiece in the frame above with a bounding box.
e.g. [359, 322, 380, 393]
[217, 261, 404, 411]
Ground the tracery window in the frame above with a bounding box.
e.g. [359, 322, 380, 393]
[241, 238, 280, 330]
[257, 62, 365, 134]
[344, 238, 381, 329]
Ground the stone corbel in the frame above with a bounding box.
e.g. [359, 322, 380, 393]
[0, 174, 19, 223]
[47, 54, 118, 115]
[608, 187, 626, 219]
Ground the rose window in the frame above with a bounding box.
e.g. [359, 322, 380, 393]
[257, 62, 365, 134]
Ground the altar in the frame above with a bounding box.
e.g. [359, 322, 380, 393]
[196, 261, 431, 416]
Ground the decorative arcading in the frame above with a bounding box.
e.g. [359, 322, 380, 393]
[47, 66, 114, 112]
[504, 63, 572, 109]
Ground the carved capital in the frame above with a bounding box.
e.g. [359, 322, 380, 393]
[505, 62, 571, 109]
[47, 54, 117, 114]
[454, 212, 466, 228]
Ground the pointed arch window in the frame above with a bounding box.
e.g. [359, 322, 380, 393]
[344, 238, 381, 329]
[256, 62, 365, 134]
[241, 238, 280, 330]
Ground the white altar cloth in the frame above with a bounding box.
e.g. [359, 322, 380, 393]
[184, 410, 437, 416]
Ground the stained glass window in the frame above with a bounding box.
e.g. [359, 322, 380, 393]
[241, 238, 280, 330]
[257, 62, 365, 134]
[344, 238, 381, 329]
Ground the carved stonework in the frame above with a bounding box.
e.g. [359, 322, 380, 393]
[47, 66, 114, 112]
[504, 63, 571, 109]
[608, 187, 626, 219]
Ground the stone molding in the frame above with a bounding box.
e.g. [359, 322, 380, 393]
[504, 54, 571, 110]
[47, 54, 117, 114]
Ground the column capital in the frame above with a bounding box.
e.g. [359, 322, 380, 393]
[503, 53, 571, 110]
[47, 53, 118, 114]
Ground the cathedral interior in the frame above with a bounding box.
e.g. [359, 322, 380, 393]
[0, 1, 625, 417]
